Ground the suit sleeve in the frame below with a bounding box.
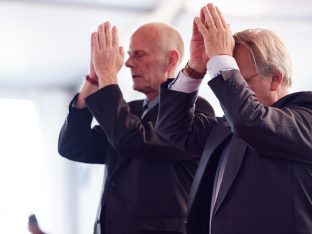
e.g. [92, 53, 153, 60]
[156, 81, 217, 155]
[58, 95, 109, 164]
[209, 70, 312, 164]
[84, 84, 215, 162]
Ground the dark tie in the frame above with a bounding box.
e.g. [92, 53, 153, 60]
[141, 103, 149, 118]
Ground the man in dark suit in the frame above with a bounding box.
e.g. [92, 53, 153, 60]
[156, 3, 312, 234]
[58, 21, 215, 234]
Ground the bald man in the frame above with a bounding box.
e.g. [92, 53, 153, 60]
[58, 22, 215, 234]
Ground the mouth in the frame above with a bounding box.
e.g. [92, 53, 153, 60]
[132, 75, 142, 79]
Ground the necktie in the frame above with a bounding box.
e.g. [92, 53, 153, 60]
[141, 103, 149, 118]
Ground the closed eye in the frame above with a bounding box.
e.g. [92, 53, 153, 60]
[127, 50, 148, 59]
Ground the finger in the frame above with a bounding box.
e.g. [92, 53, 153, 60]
[105, 21, 112, 46]
[90, 32, 95, 63]
[208, 4, 222, 29]
[119, 46, 125, 58]
[227, 24, 233, 35]
[90, 32, 94, 55]
[200, 6, 206, 24]
[216, 6, 227, 28]
[98, 24, 105, 48]
[194, 17, 208, 35]
[92, 32, 100, 51]
[202, 6, 215, 30]
[192, 17, 200, 34]
[112, 26, 119, 47]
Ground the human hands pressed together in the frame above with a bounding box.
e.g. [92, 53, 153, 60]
[88, 31, 97, 81]
[194, 3, 235, 59]
[92, 21, 125, 88]
[188, 15, 209, 74]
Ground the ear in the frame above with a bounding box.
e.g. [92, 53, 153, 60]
[270, 71, 283, 91]
[165, 50, 179, 73]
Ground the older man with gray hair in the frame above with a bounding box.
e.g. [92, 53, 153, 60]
[156, 3, 312, 234]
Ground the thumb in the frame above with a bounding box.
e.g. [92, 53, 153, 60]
[192, 17, 199, 34]
[119, 46, 125, 58]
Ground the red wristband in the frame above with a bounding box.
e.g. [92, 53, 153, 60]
[86, 75, 99, 86]
[218, 53, 232, 56]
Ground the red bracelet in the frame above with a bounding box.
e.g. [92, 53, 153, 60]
[86, 75, 99, 86]
[218, 53, 233, 56]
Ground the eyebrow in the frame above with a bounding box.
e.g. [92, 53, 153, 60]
[127, 50, 148, 56]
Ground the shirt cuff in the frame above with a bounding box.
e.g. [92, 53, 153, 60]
[207, 55, 240, 79]
[170, 71, 203, 93]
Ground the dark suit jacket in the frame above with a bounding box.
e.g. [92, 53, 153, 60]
[156, 70, 312, 234]
[58, 84, 215, 234]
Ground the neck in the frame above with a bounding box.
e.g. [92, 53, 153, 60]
[146, 91, 159, 102]
[168, 69, 177, 78]
[270, 87, 289, 105]
[276, 86, 289, 101]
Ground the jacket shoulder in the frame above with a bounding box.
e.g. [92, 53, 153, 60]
[275, 91, 312, 110]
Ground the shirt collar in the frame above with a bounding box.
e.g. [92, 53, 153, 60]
[142, 95, 159, 110]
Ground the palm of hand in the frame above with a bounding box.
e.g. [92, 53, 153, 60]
[189, 31, 209, 72]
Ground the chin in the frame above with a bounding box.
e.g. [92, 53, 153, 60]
[133, 84, 142, 93]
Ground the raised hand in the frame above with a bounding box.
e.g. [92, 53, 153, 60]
[195, 3, 234, 59]
[92, 21, 125, 88]
[88, 32, 97, 80]
[189, 14, 209, 74]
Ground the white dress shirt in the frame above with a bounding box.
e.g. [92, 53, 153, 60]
[170, 55, 239, 93]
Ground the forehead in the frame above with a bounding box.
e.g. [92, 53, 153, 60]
[129, 28, 159, 52]
[233, 44, 257, 75]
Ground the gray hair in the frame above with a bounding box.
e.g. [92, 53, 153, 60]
[234, 29, 292, 87]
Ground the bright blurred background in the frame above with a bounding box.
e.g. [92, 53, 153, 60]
[0, 0, 311, 233]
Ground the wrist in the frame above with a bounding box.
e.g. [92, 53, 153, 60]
[86, 75, 99, 86]
[187, 60, 207, 74]
[98, 75, 118, 88]
[88, 72, 97, 80]
[183, 62, 207, 79]
[209, 52, 233, 58]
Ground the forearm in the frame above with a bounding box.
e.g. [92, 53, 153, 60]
[84, 85, 201, 161]
[75, 78, 99, 108]
[156, 81, 216, 155]
[58, 98, 107, 164]
[209, 71, 312, 163]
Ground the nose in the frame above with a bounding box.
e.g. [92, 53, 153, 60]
[125, 56, 134, 68]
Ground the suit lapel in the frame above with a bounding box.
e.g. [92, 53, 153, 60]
[141, 103, 159, 121]
[188, 121, 231, 215]
[213, 136, 247, 214]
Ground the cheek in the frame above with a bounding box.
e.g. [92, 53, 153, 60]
[247, 83, 257, 94]
[140, 59, 154, 69]
[138, 62, 153, 79]
[139, 58, 166, 82]
[249, 80, 271, 100]
[141, 62, 159, 77]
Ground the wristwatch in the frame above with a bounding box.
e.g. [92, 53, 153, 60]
[183, 62, 206, 79]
